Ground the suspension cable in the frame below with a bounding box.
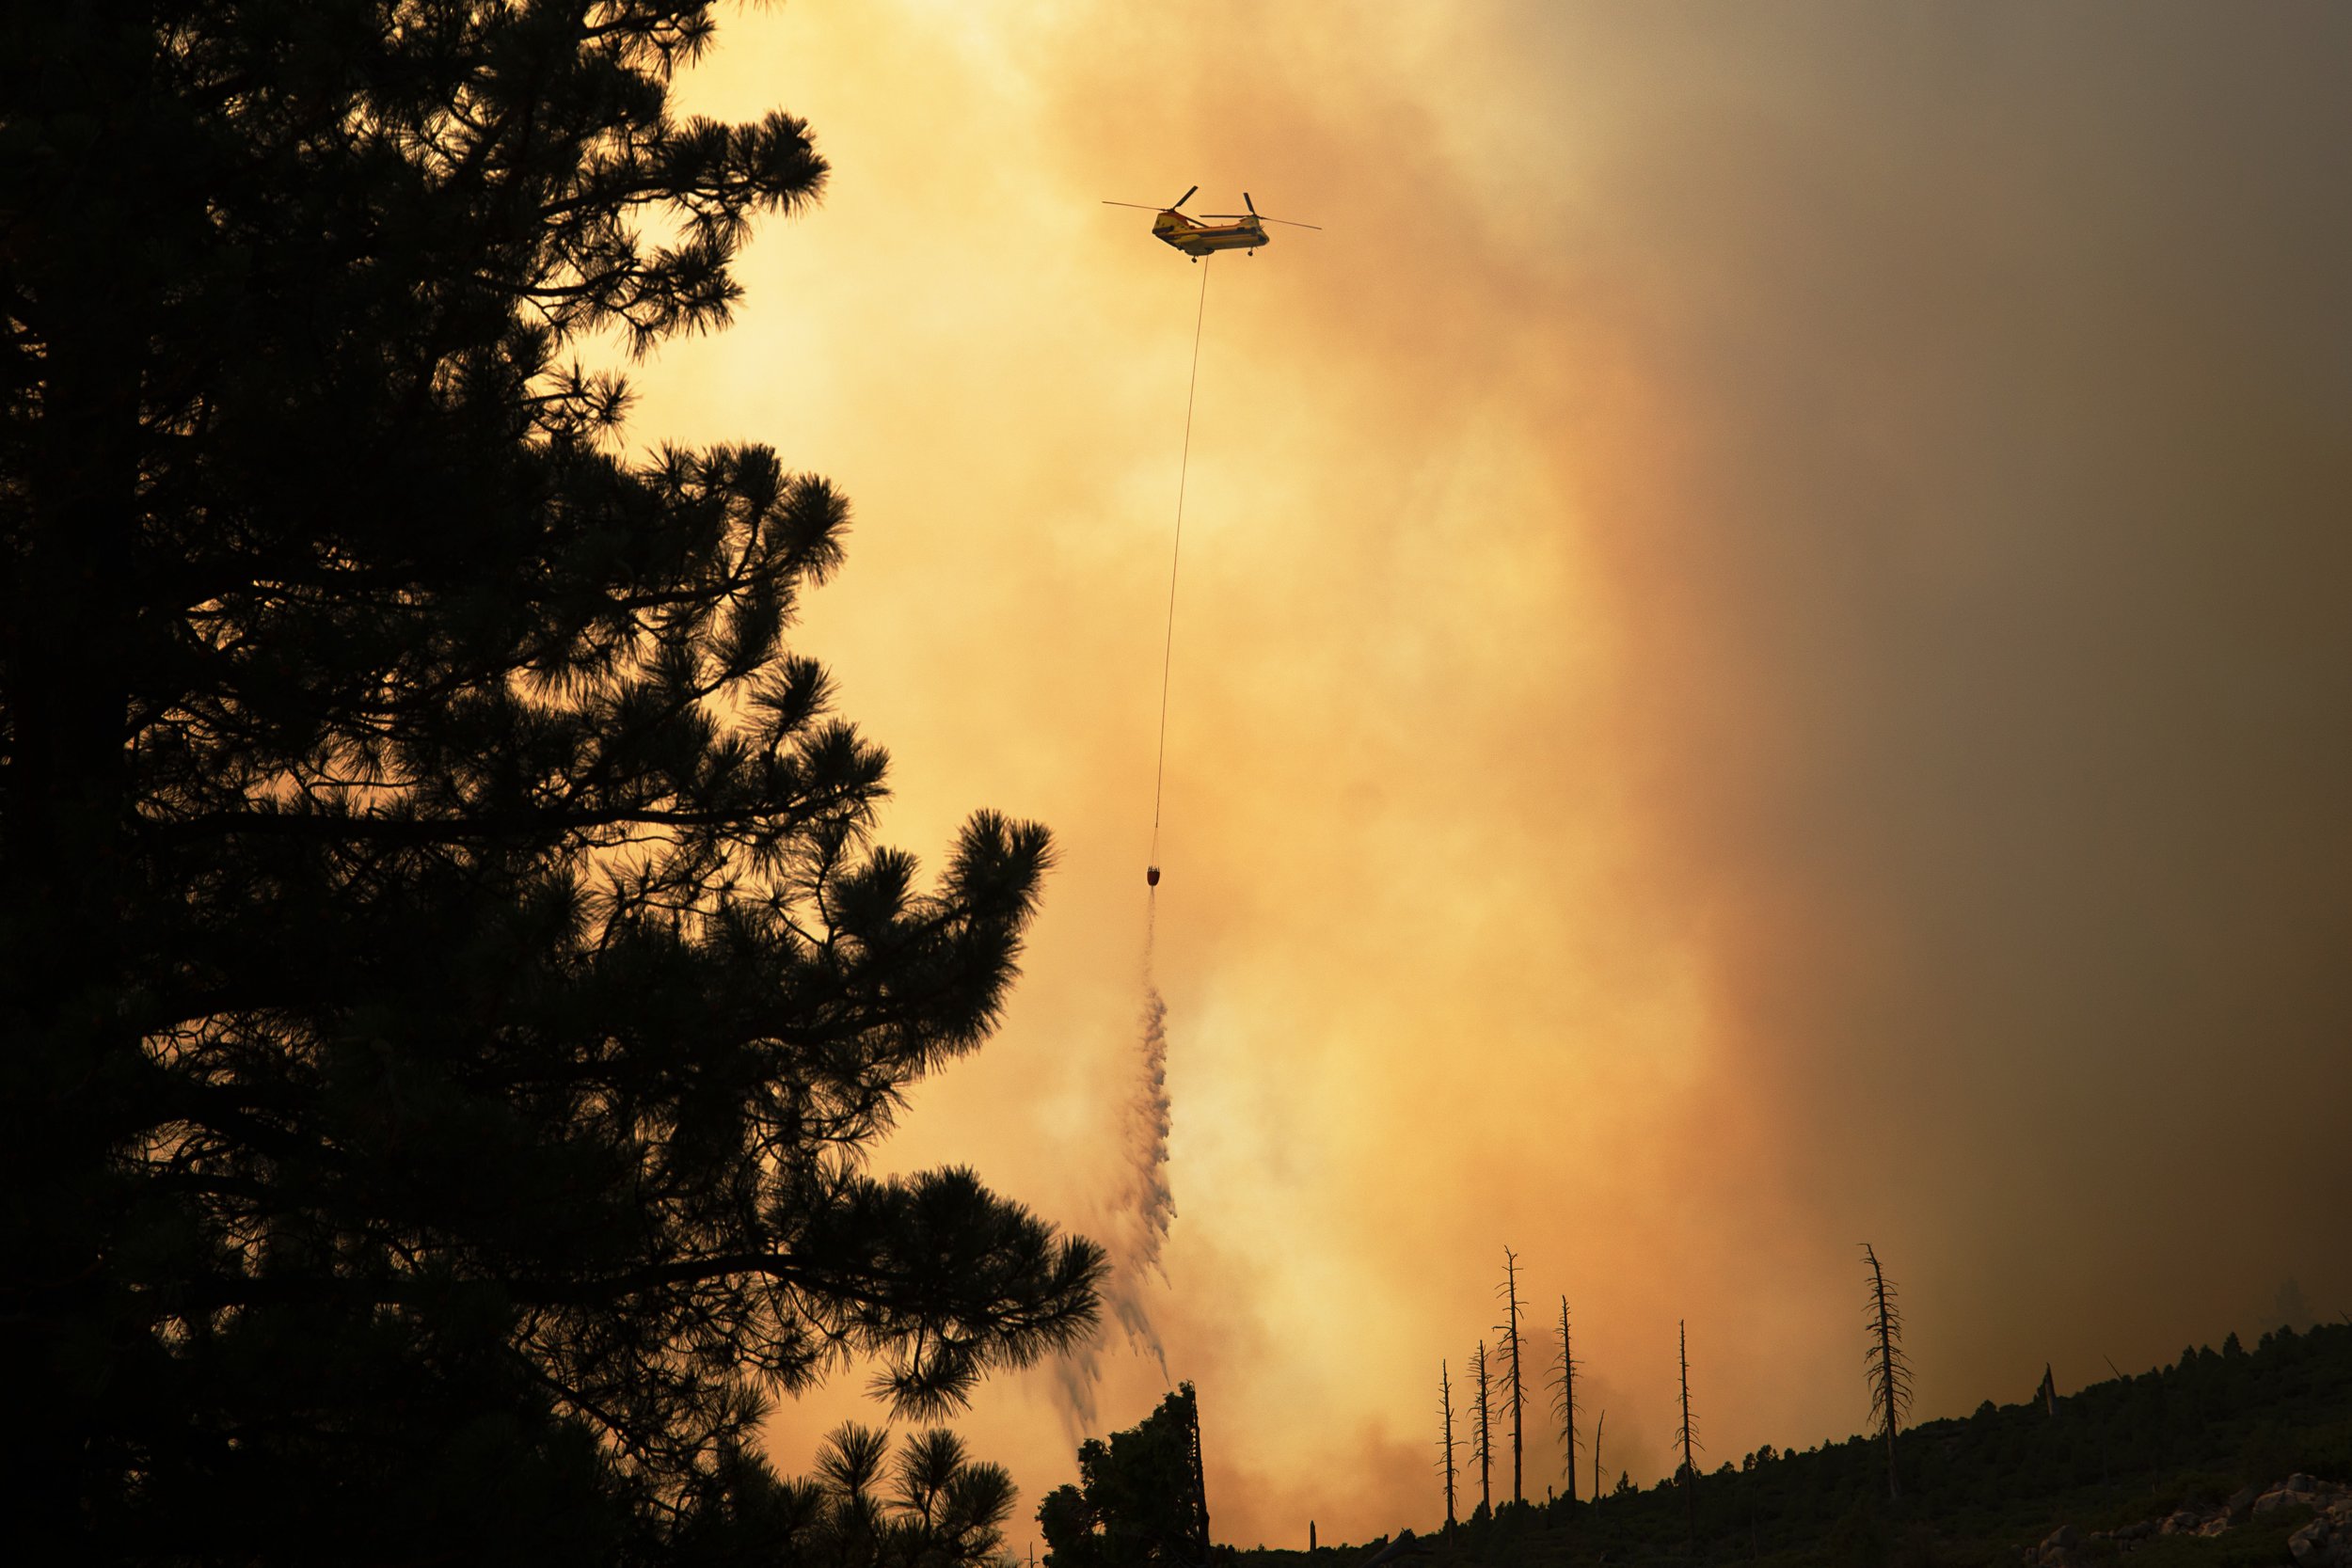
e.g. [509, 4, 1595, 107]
[1148, 260, 1211, 879]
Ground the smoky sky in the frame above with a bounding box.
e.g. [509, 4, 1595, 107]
[624, 1, 2352, 1547]
[1563, 0, 2352, 1342]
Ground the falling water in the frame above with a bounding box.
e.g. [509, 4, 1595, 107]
[1112, 955, 1175, 1374]
[1055, 898, 1177, 1431]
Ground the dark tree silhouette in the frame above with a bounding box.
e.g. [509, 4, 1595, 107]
[1862, 1242, 1913, 1501]
[1038, 1384, 1215, 1568]
[1677, 1320, 1702, 1551]
[1471, 1338, 1494, 1517]
[1498, 1245, 1526, 1506]
[0, 4, 1100, 1559]
[1549, 1294, 1581, 1503]
[1437, 1359, 1459, 1533]
[678, 1423, 1019, 1568]
[1592, 1408, 1606, 1513]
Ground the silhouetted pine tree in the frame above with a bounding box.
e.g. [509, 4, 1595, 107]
[1863, 1243, 1913, 1500]
[1038, 1385, 1214, 1568]
[0, 5, 1101, 1560]
[1437, 1360, 1458, 1533]
[1549, 1295, 1581, 1504]
[1498, 1246, 1526, 1506]
[1472, 1339, 1494, 1517]
[1592, 1409, 1606, 1512]
[681, 1423, 1019, 1568]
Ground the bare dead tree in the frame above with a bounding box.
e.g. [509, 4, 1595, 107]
[1437, 1359, 1459, 1534]
[1676, 1320, 1702, 1552]
[1497, 1246, 1526, 1507]
[1862, 1243, 1913, 1501]
[1592, 1408, 1606, 1512]
[1548, 1295, 1581, 1503]
[1471, 1338, 1493, 1518]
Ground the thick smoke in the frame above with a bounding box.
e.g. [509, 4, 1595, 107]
[633, 2, 2352, 1545]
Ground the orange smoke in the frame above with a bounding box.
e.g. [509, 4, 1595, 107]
[623, 1, 2352, 1549]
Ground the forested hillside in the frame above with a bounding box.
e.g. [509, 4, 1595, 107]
[1244, 1320, 2352, 1567]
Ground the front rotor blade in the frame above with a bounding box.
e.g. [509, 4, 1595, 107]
[1102, 200, 1170, 211]
[1173, 184, 1199, 208]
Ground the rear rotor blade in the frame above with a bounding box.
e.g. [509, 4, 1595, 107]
[1244, 191, 1258, 215]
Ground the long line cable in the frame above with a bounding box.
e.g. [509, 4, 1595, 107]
[1147, 259, 1211, 878]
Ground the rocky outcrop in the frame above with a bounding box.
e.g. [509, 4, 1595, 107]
[2033, 1524, 2077, 1566]
[2021, 1475, 2350, 1564]
[2285, 1495, 2352, 1567]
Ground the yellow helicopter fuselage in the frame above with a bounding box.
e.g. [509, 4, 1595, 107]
[1152, 210, 1269, 257]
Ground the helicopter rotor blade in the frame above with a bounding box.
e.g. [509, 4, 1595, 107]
[1102, 199, 1174, 211]
[1259, 217, 1322, 230]
[1172, 183, 1199, 209]
[1244, 191, 1258, 215]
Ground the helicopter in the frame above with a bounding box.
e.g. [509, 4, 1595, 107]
[1101, 186, 1321, 260]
